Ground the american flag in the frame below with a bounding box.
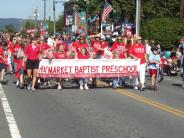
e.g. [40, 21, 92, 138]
[102, 1, 113, 22]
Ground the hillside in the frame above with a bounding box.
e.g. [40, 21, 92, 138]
[0, 18, 24, 31]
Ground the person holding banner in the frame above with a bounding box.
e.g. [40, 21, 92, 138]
[129, 36, 147, 91]
[111, 35, 127, 89]
[54, 43, 68, 90]
[24, 37, 41, 91]
[76, 36, 90, 90]
[92, 36, 103, 59]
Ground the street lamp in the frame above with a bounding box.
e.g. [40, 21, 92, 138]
[135, 0, 141, 36]
[33, 7, 39, 31]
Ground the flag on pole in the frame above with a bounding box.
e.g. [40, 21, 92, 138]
[102, 1, 113, 22]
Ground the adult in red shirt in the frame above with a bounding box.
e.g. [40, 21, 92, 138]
[111, 36, 127, 59]
[92, 37, 103, 58]
[129, 36, 147, 91]
[100, 36, 108, 52]
[24, 37, 41, 91]
[0, 35, 6, 83]
[76, 36, 90, 59]
[39, 37, 51, 51]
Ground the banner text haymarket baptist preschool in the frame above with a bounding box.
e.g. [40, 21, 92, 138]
[38, 59, 140, 78]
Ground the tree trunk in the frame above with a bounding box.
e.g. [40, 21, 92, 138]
[180, 0, 184, 18]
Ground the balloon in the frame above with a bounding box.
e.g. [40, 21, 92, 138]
[165, 51, 171, 58]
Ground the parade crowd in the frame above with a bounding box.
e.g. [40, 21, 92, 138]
[0, 29, 183, 91]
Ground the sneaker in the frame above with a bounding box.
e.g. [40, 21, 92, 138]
[80, 84, 84, 90]
[57, 84, 62, 90]
[140, 87, 144, 91]
[84, 84, 89, 90]
[31, 87, 36, 92]
[27, 84, 31, 90]
[43, 82, 47, 86]
[16, 80, 19, 87]
[20, 84, 24, 89]
[112, 86, 117, 89]
[134, 86, 138, 90]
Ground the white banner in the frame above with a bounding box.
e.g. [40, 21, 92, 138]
[38, 59, 140, 78]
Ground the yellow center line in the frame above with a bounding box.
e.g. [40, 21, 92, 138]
[97, 81, 184, 118]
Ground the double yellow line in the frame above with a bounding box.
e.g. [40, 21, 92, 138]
[97, 81, 184, 118]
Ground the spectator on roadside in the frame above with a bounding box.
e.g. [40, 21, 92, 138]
[148, 47, 161, 90]
[181, 49, 184, 88]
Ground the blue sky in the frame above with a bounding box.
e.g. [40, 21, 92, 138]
[0, 0, 69, 20]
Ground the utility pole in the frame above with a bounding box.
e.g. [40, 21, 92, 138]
[29, 16, 32, 29]
[33, 7, 39, 30]
[135, 0, 141, 36]
[43, 0, 46, 22]
[53, 0, 56, 35]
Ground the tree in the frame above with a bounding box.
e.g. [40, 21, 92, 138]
[56, 14, 65, 33]
[23, 20, 35, 30]
[141, 18, 184, 50]
[180, 0, 184, 18]
[4, 24, 16, 33]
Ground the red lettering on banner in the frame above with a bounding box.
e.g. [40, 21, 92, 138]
[38, 59, 139, 78]
[44, 66, 48, 73]
[102, 66, 106, 73]
[57, 66, 61, 74]
[106, 66, 110, 73]
[75, 66, 80, 73]
[53, 67, 57, 74]
[39, 66, 43, 73]
[48, 66, 53, 74]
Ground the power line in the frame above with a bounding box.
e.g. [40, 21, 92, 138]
[46, 0, 53, 18]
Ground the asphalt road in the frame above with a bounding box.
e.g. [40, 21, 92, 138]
[0, 75, 184, 138]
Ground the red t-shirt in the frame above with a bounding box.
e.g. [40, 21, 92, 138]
[75, 43, 89, 56]
[92, 41, 102, 54]
[76, 43, 89, 53]
[101, 41, 108, 49]
[111, 42, 127, 59]
[129, 43, 146, 64]
[8, 41, 14, 53]
[54, 52, 66, 59]
[24, 44, 41, 60]
[0, 46, 4, 63]
[72, 41, 79, 48]
[13, 44, 22, 62]
[39, 43, 51, 51]
[78, 54, 90, 59]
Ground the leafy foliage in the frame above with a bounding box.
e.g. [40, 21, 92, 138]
[4, 24, 16, 33]
[23, 20, 35, 30]
[141, 18, 184, 50]
[56, 14, 65, 33]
